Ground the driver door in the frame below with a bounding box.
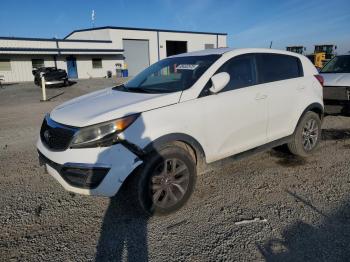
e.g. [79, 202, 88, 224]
[198, 54, 268, 162]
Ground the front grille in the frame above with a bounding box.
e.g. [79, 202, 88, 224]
[40, 116, 77, 151]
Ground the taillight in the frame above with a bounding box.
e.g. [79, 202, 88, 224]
[314, 75, 324, 87]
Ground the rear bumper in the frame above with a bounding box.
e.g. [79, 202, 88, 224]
[323, 86, 350, 105]
[37, 138, 142, 197]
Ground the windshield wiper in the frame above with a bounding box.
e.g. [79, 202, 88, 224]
[113, 85, 155, 93]
[112, 84, 127, 91]
[130, 87, 154, 93]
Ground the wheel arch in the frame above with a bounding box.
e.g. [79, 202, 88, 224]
[143, 133, 206, 167]
[294, 102, 324, 133]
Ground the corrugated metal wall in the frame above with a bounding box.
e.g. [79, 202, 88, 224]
[0, 55, 123, 82]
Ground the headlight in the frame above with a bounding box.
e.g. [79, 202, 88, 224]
[70, 114, 139, 148]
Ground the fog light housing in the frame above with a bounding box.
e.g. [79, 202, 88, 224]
[61, 166, 110, 189]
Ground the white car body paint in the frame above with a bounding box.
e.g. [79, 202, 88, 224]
[50, 87, 182, 127]
[37, 48, 323, 196]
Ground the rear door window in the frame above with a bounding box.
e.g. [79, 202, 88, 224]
[257, 54, 303, 84]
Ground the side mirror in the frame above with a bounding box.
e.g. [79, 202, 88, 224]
[209, 72, 230, 94]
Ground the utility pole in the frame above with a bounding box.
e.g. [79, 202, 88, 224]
[92, 10, 95, 28]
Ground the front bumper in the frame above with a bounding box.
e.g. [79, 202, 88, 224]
[37, 138, 142, 197]
[45, 79, 67, 85]
[34, 78, 67, 86]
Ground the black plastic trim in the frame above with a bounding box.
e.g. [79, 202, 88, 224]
[205, 135, 293, 173]
[118, 138, 146, 159]
[38, 150, 110, 189]
[293, 103, 324, 132]
[40, 115, 79, 151]
[38, 150, 62, 171]
[143, 133, 206, 165]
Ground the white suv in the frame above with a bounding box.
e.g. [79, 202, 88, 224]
[37, 48, 324, 215]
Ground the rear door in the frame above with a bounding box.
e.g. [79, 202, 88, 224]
[256, 53, 305, 142]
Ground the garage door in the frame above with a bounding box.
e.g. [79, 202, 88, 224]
[123, 39, 150, 76]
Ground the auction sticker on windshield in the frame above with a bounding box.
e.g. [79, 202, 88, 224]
[176, 64, 199, 70]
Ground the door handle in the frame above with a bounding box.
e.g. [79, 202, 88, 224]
[255, 94, 267, 100]
[297, 85, 306, 90]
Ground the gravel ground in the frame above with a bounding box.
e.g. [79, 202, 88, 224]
[0, 79, 350, 262]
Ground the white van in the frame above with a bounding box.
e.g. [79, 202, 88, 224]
[38, 48, 324, 215]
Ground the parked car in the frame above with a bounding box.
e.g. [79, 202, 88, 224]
[320, 53, 350, 115]
[33, 67, 69, 87]
[0, 75, 4, 88]
[37, 48, 324, 215]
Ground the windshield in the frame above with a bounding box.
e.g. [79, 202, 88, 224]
[115, 55, 220, 93]
[321, 55, 350, 73]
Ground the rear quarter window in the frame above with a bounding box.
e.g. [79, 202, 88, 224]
[257, 53, 303, 84]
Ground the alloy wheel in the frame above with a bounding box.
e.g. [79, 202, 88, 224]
[150, 158, 190, 209]
[302, 119, 319, 151]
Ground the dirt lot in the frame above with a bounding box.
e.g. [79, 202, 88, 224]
[1, 79, 350, 262]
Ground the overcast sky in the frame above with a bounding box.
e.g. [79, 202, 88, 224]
[0, 0, 349, 54]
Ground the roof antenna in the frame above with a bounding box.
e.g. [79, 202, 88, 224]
[269, 41, 273, 49]
[91, 10, 95, 28]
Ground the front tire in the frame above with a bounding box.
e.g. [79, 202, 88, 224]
[137, 144, 196, 216]
[287, 111, 321, 157]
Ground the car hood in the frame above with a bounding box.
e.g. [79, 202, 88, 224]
[321, 73, 350, 87]
[50, 87, 181, 127]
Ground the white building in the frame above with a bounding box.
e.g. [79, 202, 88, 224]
[0, 26, 227, 83]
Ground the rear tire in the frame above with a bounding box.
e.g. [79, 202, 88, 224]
[136, 144, 197, 216]
[287, 111, 321, 157]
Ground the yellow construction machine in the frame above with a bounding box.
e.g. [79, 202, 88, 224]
[286, 46, 306, 55]
[307, 44, 337, 69]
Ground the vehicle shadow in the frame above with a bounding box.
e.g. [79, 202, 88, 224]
[270, 127, 350, 167]
[95, 184, 150, 262]
[67, 80, 77, 87]
[95, 115, 152, 262]
[270, 146, 307, 167]
[321, 128, 350, 141]
[257, 191, 350, 261]
[0, 82, 18, 88]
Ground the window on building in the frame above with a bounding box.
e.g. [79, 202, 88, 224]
[92, 58, 102, 69]
[205, 44, 215, 49]
[0, 59, 11, 71]
[32, 59, 45, 69]
[257, 54, 303, 84]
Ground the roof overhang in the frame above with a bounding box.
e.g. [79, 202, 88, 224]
[65, 26, 228, 39]
[0, 47, 124, 55]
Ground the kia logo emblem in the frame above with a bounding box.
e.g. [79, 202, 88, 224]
[44, 130, 51, 142]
